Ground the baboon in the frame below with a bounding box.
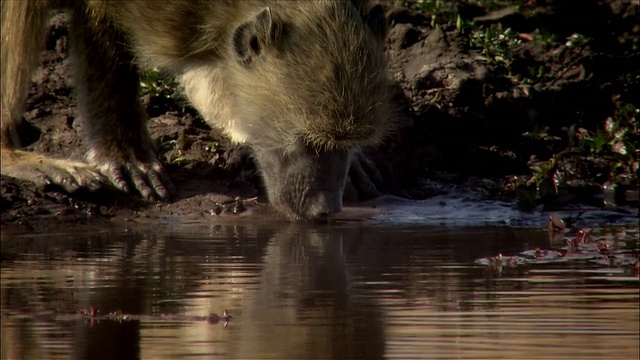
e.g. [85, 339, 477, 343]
[1, 0, 394, 219]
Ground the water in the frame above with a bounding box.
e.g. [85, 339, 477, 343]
[1, 222, 638, 360]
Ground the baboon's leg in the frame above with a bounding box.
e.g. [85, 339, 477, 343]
[1, 0, 47, 148]
[1, 0, 104, 192]
[70, 6, 174, 201]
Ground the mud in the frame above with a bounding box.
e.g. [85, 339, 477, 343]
[2, 1, 638, 232]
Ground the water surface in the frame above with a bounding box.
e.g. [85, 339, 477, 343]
[1, 222, 638, 359]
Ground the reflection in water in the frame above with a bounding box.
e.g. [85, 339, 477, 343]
[1, 224, 638, 359]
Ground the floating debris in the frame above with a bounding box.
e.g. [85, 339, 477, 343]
[476, 225, 639, 276]
[16, 308, 234, 327]
[548, 214, 567, 233]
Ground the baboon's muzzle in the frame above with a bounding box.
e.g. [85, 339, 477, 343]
[252, 147, 350, 220]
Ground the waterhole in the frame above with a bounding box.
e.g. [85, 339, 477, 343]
[1, 219, 637, 360]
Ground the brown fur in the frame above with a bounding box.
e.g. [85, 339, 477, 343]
[1, 0, 394, 219]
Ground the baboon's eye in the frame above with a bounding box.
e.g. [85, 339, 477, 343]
[250, 36, 260, 54]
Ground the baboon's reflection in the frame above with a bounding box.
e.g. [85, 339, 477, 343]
[227, 224, 384, 360]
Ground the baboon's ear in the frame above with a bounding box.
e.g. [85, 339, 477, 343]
[232, 7, 273, 64]
[364, 4, 387, 41]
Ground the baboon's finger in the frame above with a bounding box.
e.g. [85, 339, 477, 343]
[59, 177, 80, 193]
[147, 169, 173, 201]
[128, 168, 156, 201]
[105, 166, 131, 194]
[86, 177, 103, 192]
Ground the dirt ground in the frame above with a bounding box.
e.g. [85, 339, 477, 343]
[2, 1, 638, 232]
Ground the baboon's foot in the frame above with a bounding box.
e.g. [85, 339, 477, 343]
[1, 149, 106, 193]
[346, 148, 383, 202]
[90, 153, 175, 202]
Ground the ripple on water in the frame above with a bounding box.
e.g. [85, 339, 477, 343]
[0, 224, 638, 359]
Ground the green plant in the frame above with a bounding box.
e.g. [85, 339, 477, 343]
[456, 14, 475, 32]
[400, 0, 457, 26]
[469, 24, 523, 66]
[522, 104, 639, 207]
[416, 0, 444, 13]
[154, 132, 189, 165]
[469, 0, 527, 10]
[529, 29, 559, 47]
[565, 33, 592, 48]
[519, 64, 551, 84]
[140, 68, 183, 101]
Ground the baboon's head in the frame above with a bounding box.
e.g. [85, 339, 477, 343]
[226, 1, 393, 220]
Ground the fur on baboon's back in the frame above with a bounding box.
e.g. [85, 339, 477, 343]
[87, 0, 394, 150]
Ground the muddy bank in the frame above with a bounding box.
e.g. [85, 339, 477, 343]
[2, 1, 638, 232]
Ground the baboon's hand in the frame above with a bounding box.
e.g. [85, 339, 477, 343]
[94, 154, 175, 202]
[1, 149, 106, 193]
[346, 148, 383, 202]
